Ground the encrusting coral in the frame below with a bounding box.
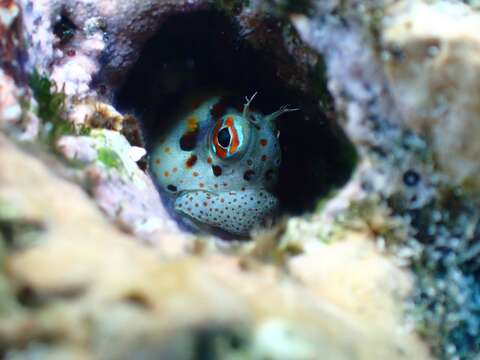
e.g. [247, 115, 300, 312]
[0, 0, 479, 359]
[293, 1, 480, 358]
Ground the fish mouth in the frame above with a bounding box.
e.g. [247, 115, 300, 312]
[175, 189, 219, 197]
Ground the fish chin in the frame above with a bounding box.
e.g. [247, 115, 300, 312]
[174, 188, 278, 236]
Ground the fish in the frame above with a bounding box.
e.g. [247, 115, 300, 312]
[150, 92, 296, 236]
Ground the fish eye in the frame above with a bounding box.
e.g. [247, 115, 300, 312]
[217, 127, 231, 148]
[212, 116, 244, 159]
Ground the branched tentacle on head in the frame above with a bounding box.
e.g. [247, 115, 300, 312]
[243, 92, 298, 125]
[243, 91, 258, 124]
[265, 105, 299, 123]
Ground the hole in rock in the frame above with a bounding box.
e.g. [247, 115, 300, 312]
[115, 9, 357, 239]
[53, 11, 77, 46]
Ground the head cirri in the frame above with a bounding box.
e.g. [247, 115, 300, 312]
[150, 92, 296, 236]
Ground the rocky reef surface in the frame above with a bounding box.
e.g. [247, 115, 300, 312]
[0, 0, 479, 359]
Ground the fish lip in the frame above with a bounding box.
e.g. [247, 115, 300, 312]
[175, 189, 219, 198]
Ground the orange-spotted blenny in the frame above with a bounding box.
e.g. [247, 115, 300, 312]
[150, 93, 296, 236]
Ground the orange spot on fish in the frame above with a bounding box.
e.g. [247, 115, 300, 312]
[199, 183, 205, 188]
[260, 139, 268, 146]
[173, 167, 178, 173]
[164, 147, 171, 153]
[185, 154, 198, 168]
[261, 155, 267, 161]
[193, 171, 199, 177]
[155, 159, 161, 164]
[164, 171, 169, 177]
[207, 156, 212, 164]
[186, 116, 198, 133]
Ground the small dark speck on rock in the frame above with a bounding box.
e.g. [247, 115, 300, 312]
[403, 170, 420, 187]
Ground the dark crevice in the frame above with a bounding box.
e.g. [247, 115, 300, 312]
[53, 12, 77, 46]
[115, 9, 357, 235]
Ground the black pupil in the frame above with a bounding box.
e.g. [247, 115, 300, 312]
[218, 127, 231, 148]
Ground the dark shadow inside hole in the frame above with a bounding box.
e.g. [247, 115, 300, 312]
[53, 11, 77, 45]
[114, 9, 357, 229]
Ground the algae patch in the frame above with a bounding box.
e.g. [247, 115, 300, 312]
[97, 147, 122, 169]
[28, 70, 72, 144]
[28, 70, 93, 145]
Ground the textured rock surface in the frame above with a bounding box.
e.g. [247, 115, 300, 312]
[293, 1, 480, 359]
[382, 1, 480, 189]
[1, 0, 480, 359]
[23, 0, 210, 96]
[0, 135, 429, 358]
